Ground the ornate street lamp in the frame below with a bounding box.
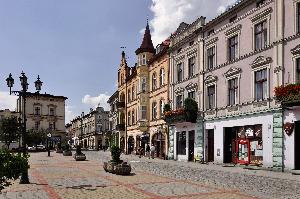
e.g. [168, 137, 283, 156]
[5, 71, 42, 184]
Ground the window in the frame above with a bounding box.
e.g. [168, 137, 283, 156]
[207, 46, 215, 70]
[34, 106, 41, 115]
[229, 15, 237, 23]
[132, 85, 135, 100]
[255, 69, 267, 100]
[177, 131, 186, 155]
[152, 102, 157, 120]
[228, 35, 238, 61]
[228, 78, 238, 105]
[128, 89, 131, 102]
[188, 57, 195, 78]
[49, 122, 55, 130]
[132, 110, 135, 125]
[142, 54, 146, 65]
[296, 58, 300, 83]
[298, 3, 300, 33]
[35, 121, 40, 130]
[176, 95, 183, 109]
[207, 85, 215, 109]
[141, 78, 146, 92]
[152, 73, 157, 90]
[160, 100, 164, 117]
[128, 112, 131, 125]
[256, 0, 265, 7]
[188, 91, 195, 100]
[49, 107, 55, 116]
[208, 29, 214, 36]
[160, 68, 164, 86]
[177, 63, 183, 82]
[141, 106, 147, 120]
[255, 21, 267, 50]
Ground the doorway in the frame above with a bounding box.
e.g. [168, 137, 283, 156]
[207, 129, 214, 162]
[295, 121, 300, 169]
[224, 127, 237, 163]
[152, 132, 166, 158]
[128, 136, 134, 154]
[188, 131, 195, 161]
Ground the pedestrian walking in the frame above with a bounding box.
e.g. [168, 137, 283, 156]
[146, 144, 150, 159]
[150, 144, 155, 159]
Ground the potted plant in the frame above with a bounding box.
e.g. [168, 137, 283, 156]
[103, 145, 131, 175]
[63, 144, 72, 156]
[73, 145, 86, 161]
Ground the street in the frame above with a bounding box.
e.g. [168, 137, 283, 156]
[1, 151, 299, 199]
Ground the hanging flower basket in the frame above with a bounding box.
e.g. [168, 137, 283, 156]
[274, 84, 300, 102]
[284, 122, 294, 136]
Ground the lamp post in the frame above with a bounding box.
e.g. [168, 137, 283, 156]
[47, 132, 52, 157]
[6, 71, 43, 184]
[80, 112, 84, 148]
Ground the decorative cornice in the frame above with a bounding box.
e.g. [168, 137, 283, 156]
[174, 54, 185, 62]
[224, 67, 242, 78]
[204, 75, 218, 84]
[224, 24, 242, 36]
[186, 48, 197, 57]
[251, 56, 272, 69]
[274, 66, 284, 73]
[250, 7, 272, 23]
[185, 82, 198, 91]
[174, 87, 184, 95]
[205, 37, 218, 47]
[291, 44, 300, 55]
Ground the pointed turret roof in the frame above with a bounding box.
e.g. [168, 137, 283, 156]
[135, 21, 155, 55]
[120, 51, 128, 68]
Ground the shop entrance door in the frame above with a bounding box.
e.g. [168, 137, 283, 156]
[207, 129, 214, 162]
[188, 131, 195, 161]
[295, 121, 300, 170]
[224, 128, 237, 163]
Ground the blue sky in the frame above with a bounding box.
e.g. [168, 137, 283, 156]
[0, 0, 236, 122]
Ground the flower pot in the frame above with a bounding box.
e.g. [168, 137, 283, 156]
[115, 162, 131, 175]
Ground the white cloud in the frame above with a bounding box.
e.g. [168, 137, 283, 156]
[82, 93, 110, 111]
[65, 104, 77, 124]
[149, 0, 239, 45]
[0, 91, 18, 111]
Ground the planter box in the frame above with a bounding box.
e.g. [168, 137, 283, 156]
[73, 153, 86, 161]
[103, 161, 131, 175]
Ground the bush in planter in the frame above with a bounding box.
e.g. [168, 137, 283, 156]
[184, 98, 198, 123]
[111, 145, 122, 163]
[63, 144, 72, 156]
[73, 145, 86, 161]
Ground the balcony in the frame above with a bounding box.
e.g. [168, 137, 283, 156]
[116, 101, 125, 109]
[275, 84, 300, 106]
[116, 123, 125, 131]
[164, 108, 197, 124]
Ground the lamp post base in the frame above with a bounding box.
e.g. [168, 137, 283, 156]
[19, 169, 30, 184]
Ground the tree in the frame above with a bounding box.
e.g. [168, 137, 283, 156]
[184, 98, 198, 123]
[26, 129, 47, 147]
[0, 117, 21, 149]
[0, 149, 29, 192]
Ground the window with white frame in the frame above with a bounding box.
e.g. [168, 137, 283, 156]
[228, 78, 238, 105]
[132, 85, 135, 100]
[132, 110, 135, 125]
[142, 54, 146, 65]
[152, 73, 157, 90]
[141, 78, 146, 92]
[128, 111, 131, 126]
[152, 102, 157, 120]
[228, 35, 238, 61]
[188, 56, 195, 78]
[49, 122, 55, 130]
[34, 106, 41, 115]
[49, 107, 55, 116]
[141, 106, 147, 120]
[207, 85, 215, 109]
[176, 95, 183, 109]
[160, 68, 164, 86]
[160, 100, 164, 117]
[296, 58, 300, 83]
[177, 63, 183, 82]
[207, 46, 215, 70]
[255, 69, 267, 100]
[254, 21, 267, 50]
[128, 89, 131, 102]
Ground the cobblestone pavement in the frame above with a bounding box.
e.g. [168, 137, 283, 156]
[0, 151, 298, 199]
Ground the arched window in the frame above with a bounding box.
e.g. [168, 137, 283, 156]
[160, 100, 164, 118]
[152, 73, 157, 90]
[128, 89, 131, 102]
[152, 102, 157, 120]
[160, 68, 164, 86]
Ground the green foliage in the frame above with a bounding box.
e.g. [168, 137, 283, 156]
[0, 149, 29, 192]
[0, 117, 21, 149]
[184, 98, 198, 123]
[163, 104, 171, 113]
[27, 129, 47, 147]
[110, 145, 121, 163]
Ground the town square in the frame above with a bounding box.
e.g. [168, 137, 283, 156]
[1, 0, 300, 198]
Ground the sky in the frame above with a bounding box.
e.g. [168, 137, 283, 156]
[0, 0, 239, 123]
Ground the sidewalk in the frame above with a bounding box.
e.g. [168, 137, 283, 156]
[0, 151, 257, 199]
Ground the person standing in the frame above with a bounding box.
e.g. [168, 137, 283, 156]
[146, 144, 150, 159]
[150, 144, 155, 159]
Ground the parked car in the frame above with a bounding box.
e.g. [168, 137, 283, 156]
[27, 146, 36, 151]
[37, 145, 46, 151]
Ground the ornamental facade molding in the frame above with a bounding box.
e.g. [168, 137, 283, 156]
[250, 7, 273, 23]
[251, 56, 272, 69]
[291, 44, 300, 55]
[174, 87, 184, 95]
[204, 75, 218, 84]
[205, 37, 218, 47]
[224, 67, 242, 78]
[185, 82, 198, 92]
[224, 24, 242, 36]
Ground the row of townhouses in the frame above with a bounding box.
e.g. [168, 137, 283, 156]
[107, 0, 300, 171]
[66, 106, 109, 149]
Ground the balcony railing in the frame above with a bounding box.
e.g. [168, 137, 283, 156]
[275, 84, 300, 106]
[163, 108, 197, 124]
[116, 101, 125, 109]
[116, 123, 125, 131]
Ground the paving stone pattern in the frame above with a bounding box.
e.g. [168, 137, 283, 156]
[0, 151, 299, 199]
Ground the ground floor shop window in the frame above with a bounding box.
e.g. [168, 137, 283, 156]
[177, 131, 186, 155]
